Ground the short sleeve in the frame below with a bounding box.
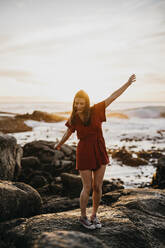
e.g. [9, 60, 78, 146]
[65, 118, 76, 133]
[94, 100, 106, 122]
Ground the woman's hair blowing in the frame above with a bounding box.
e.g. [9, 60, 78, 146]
[70, 90, 92, 126]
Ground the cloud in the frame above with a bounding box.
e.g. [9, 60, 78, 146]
[0, 69, 43, 85]
[144, 32, 165, 39]
[143, 73, 165, 85]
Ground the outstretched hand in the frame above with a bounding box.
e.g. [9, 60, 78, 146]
[128, 74, 136, 84]
[54, 144, 61, 150]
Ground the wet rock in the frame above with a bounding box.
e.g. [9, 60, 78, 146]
[0, 134, 23, 180]
[0, 180, 42, 222]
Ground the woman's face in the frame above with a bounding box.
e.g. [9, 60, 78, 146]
[74, 97, 86, 114]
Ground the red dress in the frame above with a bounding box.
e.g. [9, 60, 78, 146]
[65, 100, 110, 171]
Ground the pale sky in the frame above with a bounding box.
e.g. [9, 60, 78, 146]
[0, 0, 165, 102]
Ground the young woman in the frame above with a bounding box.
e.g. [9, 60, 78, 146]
[54, 74, 136, 230]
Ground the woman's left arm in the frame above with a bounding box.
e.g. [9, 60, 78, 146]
[105, 74, 136, 108]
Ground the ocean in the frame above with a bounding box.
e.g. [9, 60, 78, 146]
[0, 100, 165, 188]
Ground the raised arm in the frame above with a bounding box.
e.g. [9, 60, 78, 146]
[105, 74, 136, 108]
[54, 128, 72, 150]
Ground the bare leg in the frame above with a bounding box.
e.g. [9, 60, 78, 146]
[79, 170, 92, 217]
[91, 165, 106, 217]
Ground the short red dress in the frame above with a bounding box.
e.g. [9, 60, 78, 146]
[65, 100, 110, 171]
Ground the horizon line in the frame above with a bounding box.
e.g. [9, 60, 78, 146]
[0, 97, 165, 104]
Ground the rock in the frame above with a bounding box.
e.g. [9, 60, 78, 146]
[52, 160, 61, 167]
[41, 195, 92, 214]
[37, 184, 50, 195]
[61, 173, 82, 198]
[60, 160, 73, 171]
[60, 145, 73, 156]
[112, 147, 148, 166]
[0, 116, 32, 133]
[136, 150, 163, 160]
[61, 173, 124, 198]
[157, 129, 165, 136]
[15, 110, 67, 123]
[27, 171, 53, 188]
[15, 145, 23, 179]
[0, 180, 42, 222]
[54, 150, 65, 160]
[1, 188, 165, 248]
[102, 181, 124, 194]
[29, 175, 48, 188]
[120, 137, 143, 142]
[33, 230, 108, 248]
[18, 157, 42, 184]
[55, 177, 62, 183]
[17, 141, 77, 193]
[23, 140, 76, 166]
[151, 156, 165, 189]
[21, 156, 41, 171]
[102, 190, 123, 204]
[49, 182, 63, 195]
[23, 140, 56, 162]
[0, 134, 23, 180]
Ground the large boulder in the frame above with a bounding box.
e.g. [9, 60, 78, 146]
[0, 134, 23, 180]
[0, 180, 42, 222]
[1, 188, 165, 248]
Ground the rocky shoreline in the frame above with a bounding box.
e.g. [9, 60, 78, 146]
[0, 133, 165, 247]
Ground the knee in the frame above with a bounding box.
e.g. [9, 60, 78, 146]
[83, 185, 92, 195]
[92, 184, 102, 194]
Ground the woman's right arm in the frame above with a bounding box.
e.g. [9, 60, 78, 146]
[105, 74, 136, 108]
[54, 128, 73, 150]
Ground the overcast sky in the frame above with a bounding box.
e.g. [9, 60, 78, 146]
[0, 0, 165, 102]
